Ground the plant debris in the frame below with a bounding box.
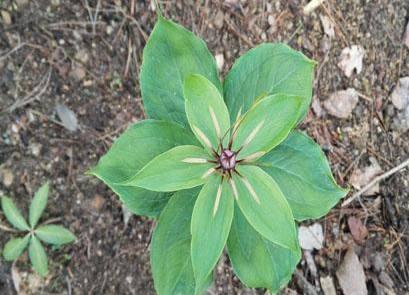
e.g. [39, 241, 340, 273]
[323, 88, 359, 118]
[336, 248, 368, 295]
[337, 45, 365, 77]
[298, 223, 324, 251]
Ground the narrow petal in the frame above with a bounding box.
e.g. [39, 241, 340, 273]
[229, 178, 239, 200]
[192, 125, 213, 150]
[182, 158, 208, 164]
[209, 106, 221, 139]
[212, 184, 223, 217]
[241, 177, 261, 204]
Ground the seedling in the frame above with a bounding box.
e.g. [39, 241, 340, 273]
[1, 182, 75, 277]
[91, 15, 348, 294]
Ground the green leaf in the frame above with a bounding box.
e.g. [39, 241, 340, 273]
[121, 145, 213, 192]
[29, 182, 49, 228]
[90, 120, 199, 217]
[140, 16, 222, 127]
[184, 74, 230, 151]
[227, 207, 301, 292]
[1, 196, 30, 231]
[3, 235, 31, 261]
[29, 235, 48, 277]
[35, 225, 76, 245]
[191, 176, 234, 292]
[232, 165, 298, 251]
[224, 43, 315, 123]
[232, 94, 303, 159]
[259, 131, 349, 221]
[151, 188, 211, 295]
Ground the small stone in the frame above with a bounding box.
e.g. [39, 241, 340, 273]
[30, 143, 42, 157]
[1, 10, 12, 25]
[75, 49, 89, 64]
[70, 64, 86, 80]
[214, 10, 224, 29]
[106, 25, 114, 35]
[51, 0, 60, 6]
[324, 88, 359, 118]
[90, 194, 105, 211]
[1, 169, 14, 187]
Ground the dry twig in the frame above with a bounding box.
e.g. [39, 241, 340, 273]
[342, 158, 409, 207]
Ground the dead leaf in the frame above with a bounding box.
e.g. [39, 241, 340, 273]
[56, 103, 78, 132]
[323, 88, 358, 118]
[298, 223, 324, 250]
[347, 216, 368, 244]
[1, 10, 12, 25]
[390, 77, 409, 110]
[338, 45, 365, 77]
[320, 276, 336, 295]
[320, 15, 335, 38]
[11, 263, 21, 293]
[350, 157, 382, 195]
[215, 54, 225, 72]
[303, 0, 325, 15]
[336, 248, 368, 295]
[404, 22, 409, 49]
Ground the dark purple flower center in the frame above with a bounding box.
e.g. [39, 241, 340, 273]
[219, 149, 236, 170]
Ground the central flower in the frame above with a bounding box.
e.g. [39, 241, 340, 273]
[219, 149, 236, 171]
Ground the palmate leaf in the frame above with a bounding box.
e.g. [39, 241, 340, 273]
[140, 16, 222, 127]
[121, 145, 213, 192]
[1, 196, 30, 231]
[90, 120, 199, 217]
[191, 176, 234, 293]
[151, 188, 211, 295]
[227, 207, 301, 293]
[232, 94, 303, 159]
[259, 131, 349, 220]
[184, 74, 230, 151]
[29, 235, 48, 277]
[224, 43, 315, 123]
[29, 182, 49, 228]
[233, 165, 298, 252]
[3, 235, 31, 261]
[35, 225, 76, 245]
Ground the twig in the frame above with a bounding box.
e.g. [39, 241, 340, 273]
[225, 18, 254, 47]
[342, 158, 409, 207]
[0, 42, 27, 62]
[0, 223, 18, 233]
[6, 68, 51, 112]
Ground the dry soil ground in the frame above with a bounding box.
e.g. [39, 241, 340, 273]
[0, 0, 408, 294]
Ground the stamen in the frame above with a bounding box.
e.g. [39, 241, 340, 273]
[212, 184, 223, 217]
[242, 120, 265, 147]
[182, 158, 208, 164]
[241, 177, 261, 204]
[229, 178, 239, 200]
[241, 151, 266, 162]
[202, 168, 216, 179]
[209, 106, 221, 139]
[192, 125, 213, 150]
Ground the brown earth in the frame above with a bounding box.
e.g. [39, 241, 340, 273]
[0, 0, 408, 294]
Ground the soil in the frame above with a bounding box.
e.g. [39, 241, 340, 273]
[0, 0, 408, 294]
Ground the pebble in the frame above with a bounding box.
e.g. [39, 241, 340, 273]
[1, 10, 12, 25]
[1, 169, 14, 187]
[90, 194, 105, 211]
